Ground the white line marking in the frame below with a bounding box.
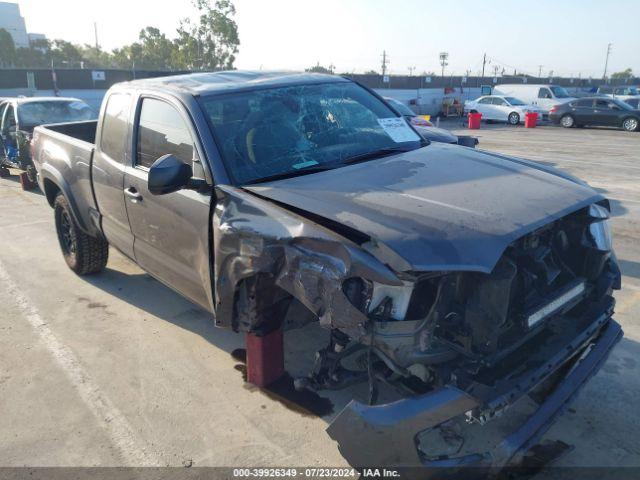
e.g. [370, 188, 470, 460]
[0, 261, 157, 466]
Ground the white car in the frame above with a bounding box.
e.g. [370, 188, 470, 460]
[465, 95, 543, 124]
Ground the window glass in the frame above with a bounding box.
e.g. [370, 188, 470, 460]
[595, 99, 610, 109]
[549, 86, 570, 98]
[491, 97, 506, 105]
[538, 88, 552, 99]
[136, 98, 194, 168]
[478, 97, 493, 104]
[201, 82, 421, 185]
[504, 97, 526, 106]
[18, 101, 95, 127]
[574, 99, 593, 107]
[385, 98, 415, 116]
[100, 93, 131, 160]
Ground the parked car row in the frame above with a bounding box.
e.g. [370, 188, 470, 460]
[457, 83, 640, 132]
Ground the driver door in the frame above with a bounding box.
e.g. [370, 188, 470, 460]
[123, 95, 213, 310]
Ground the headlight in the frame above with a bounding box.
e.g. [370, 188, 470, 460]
[588, 204, 613, 251]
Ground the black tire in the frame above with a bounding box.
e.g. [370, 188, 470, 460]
[622, 117, 639, 132]
[54, 193, 108, 275]
[508, 112, 520, 125]
[560, 114, 575, 128]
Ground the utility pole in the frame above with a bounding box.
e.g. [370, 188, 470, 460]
[408, 66, 415, 76]
[538, 65, 543, 78]
[439, 52, 449, 77]
[603, 43, 612, 80]
[381, 50, 389, 77]
[493, 65, 500, 77]
[481, 53, 487, 79]
[94, 22, 99, 50]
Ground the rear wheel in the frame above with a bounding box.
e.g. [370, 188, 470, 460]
[622, 117, 639, 132]
[560, 114, 575, 128]
[508, 112, 520, 125]
[54, 193, 109, 275]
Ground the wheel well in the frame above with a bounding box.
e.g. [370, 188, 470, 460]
[232, 274, 317, 335]
[43, 178, 61, 207]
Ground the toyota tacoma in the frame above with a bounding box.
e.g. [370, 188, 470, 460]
[31, 72, 622, 470]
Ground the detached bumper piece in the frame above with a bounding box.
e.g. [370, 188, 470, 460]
[326, 318, 622, 473]
[456, 135, 478, 148]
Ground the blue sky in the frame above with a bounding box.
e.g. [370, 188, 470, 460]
[18, 0, 640, 77]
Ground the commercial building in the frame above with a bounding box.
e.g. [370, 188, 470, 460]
[0, 2, 46, 48]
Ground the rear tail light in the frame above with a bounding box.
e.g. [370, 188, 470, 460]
[549, 106, 558, 113]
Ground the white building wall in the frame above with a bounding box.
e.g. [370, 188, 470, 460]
[0, 2, 29, 48]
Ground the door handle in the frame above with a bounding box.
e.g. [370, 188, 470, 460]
[124, 187, 142, 203]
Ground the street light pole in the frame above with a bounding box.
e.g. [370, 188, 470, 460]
[603, 43, 612, 80]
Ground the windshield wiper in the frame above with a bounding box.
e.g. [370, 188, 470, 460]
[245, 164, 336, 185]
[338, 146, 417, 166]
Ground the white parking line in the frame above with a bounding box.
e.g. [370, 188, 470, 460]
[0, 260, 157, 466]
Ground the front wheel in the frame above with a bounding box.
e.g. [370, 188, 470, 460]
[622, 117, 639, 132]
[560, 114, 575, 128]
[54, 193, 109, 275]
[508, 112, 520, 125]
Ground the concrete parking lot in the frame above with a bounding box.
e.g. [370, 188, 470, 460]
[1, 122, 640, 472]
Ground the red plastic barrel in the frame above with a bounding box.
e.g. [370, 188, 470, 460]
[468, 112, 482, 129]
[525, 112, 538, 128]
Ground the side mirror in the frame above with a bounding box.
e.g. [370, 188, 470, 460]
[148, 154, 193, 195]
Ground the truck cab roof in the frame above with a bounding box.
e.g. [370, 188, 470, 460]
[119, 71, 348, 96]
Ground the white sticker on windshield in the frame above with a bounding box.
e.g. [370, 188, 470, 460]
[377, 117, 421, 143]
[69, 102, 86, 110]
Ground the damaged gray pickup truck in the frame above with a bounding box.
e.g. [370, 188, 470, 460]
[32, 72, 622, 470]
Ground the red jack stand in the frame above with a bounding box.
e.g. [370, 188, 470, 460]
[245, 329, 284, 387]
[19, 172, 37, 191]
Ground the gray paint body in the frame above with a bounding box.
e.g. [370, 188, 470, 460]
[30, 71, 618, 469]
[247, 143, 602, 273]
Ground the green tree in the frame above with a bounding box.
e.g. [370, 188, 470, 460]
[136, 27, 176, 69]
[611, 68, 634, 80]
[50, 39, 84, 67]
[174, 0, 240, 70]
[0, 28, 16, 67]
[79, 44, 115, 68]
[305, 63, 334, 74]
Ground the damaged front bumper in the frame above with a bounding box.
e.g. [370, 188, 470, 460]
[326, 315, 622, 470]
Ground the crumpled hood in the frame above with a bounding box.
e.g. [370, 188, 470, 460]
[245, 143, 602, 273]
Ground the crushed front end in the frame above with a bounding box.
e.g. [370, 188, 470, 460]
[323, 202, 622, 469]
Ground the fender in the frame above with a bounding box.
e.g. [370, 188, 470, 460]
[39, 163, 99, 236]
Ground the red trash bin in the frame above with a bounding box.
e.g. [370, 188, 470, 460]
[468, 112, 482, 129]
[525, 112, 538, 128]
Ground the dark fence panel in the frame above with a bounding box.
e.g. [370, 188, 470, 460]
[1, 68, 639, 91]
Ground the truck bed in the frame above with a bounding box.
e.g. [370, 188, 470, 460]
[32, 120, 100, 236]
[39, 120, 98, 146]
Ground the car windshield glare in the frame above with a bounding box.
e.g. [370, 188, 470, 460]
[19, 101, 96, 127]
[505, 97, 526, 106]
[202, 82, 423, 184]
[386, 98, 415, 116]
[550, 86, 571, 98]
